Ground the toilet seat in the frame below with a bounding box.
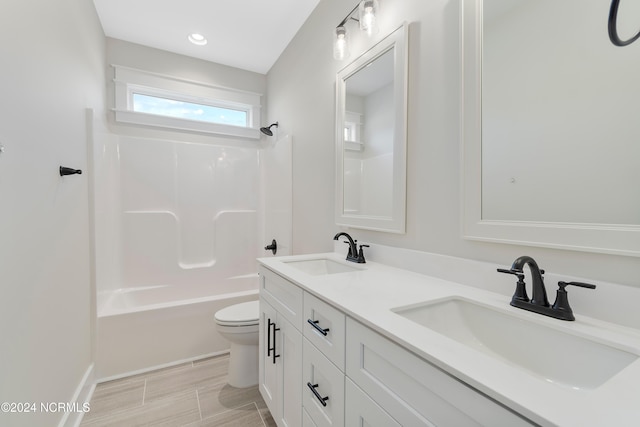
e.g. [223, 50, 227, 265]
[215, 300, 259, 327]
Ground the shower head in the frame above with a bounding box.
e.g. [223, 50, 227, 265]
[260, 122, 278, 136]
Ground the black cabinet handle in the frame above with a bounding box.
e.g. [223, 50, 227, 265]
[307, 382, 329, 407]
[307, 319, 330, 336]
[267, 318, 273, 357]
[271, 322, 280, 364]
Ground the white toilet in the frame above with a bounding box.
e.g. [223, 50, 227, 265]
[214, 300, 260, 388]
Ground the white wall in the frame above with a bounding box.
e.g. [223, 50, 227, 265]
[0, 0, 105, 426]
[267, 0, 640, 287]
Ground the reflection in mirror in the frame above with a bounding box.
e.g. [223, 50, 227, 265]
[343, 48, 394, 218]
[462, 0, 640, 256]
[336, 23, 408, 233]
[482, 0, 640, 225]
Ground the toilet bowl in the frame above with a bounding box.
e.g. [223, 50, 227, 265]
[214, 300, 259, 388]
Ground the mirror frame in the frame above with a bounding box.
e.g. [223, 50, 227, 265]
[461, 0, 640, 257]
[335, 22, 408, 234]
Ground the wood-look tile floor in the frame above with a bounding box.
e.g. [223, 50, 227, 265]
[81, 354, 277, 427]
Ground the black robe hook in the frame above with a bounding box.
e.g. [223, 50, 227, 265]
[60, 166, 82, 176]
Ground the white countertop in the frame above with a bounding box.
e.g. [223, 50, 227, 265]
[258, 252, 640, 427]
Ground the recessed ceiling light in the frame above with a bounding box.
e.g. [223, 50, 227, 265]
[188, 33, 207, 46]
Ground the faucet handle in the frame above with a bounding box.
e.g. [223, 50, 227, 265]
[497, 268, 530, 303]
[356, 244, 369, 264]
[497, 268, 525, 281]
[551, 281, 596, 321]
[558, 281, 596, 290]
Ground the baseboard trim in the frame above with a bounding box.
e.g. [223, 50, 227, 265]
[58, 363, 95, 427]
[96, 350, 230, 384]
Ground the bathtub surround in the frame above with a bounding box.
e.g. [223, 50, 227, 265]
[88, 39, 275, 379]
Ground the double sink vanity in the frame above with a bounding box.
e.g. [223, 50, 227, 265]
[257, 249, 640, 426]
[264, 0, 640, 423]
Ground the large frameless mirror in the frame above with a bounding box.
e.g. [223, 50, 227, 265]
[462, 0, 640, 256]
[335, 23, 408, 233]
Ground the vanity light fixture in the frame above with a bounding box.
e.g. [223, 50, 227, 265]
[334, 26, 350, 60]
[333, 0, 380, 60]
[359, 0, 379, 36]
[188, 33, 208, 46]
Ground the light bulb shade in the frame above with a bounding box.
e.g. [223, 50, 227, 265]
[358, 0, 379, 36]
[333, 26, 350, 60]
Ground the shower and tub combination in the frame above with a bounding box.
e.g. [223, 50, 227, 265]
[94, 131, 288, 380]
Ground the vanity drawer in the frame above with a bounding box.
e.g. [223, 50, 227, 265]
[303, 292, 346, 370]
[259, 266, 303, 330]
[345, 378, 400, 427]
[346, 318, 533, 427]
[303, 338, 345, 427]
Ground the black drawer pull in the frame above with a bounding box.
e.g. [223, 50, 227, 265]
[307, 382, 329, 407]
[307, 319, 330, 336]
[271, 321, 280, 364]
[267, 318, 273, 357]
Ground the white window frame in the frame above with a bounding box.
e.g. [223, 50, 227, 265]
[344, 111, 363, 151]
[113, 65, 262, 139]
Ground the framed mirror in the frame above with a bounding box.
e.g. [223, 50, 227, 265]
[462, 0, 640, 256]
[335, 23, 408, 233]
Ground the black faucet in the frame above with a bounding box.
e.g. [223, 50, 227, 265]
[511, 256, 548, 307]
[498, 256, 596, 321]
[333, 232, 367, 263]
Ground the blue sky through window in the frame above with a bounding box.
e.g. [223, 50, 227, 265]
[132, 93, 248, 127]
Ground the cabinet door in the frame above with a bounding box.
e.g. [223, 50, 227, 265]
[345, 378, 401, 427]
[303, 409, 318, 427]
[276, 316, 302, 427]
[303, 338, 345, 427]
[346, 318, 533, 427]
[259, 298, 278, 415]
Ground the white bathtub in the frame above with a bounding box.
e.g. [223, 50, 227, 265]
[96, 275, 259, 380]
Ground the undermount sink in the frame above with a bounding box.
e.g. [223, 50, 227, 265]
[283, 258, 362, 276]
[392, 297, 638, 390]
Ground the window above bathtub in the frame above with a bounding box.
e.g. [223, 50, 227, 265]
[113, 65, 262, 139]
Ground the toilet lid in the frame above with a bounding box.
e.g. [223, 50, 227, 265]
[215, 300, 259, 326]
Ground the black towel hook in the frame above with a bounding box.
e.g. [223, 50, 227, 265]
[609, 0, 640, 46]
[60, 166, 82, 176]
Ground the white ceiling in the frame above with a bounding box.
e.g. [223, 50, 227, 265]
[92, 0, 321, 75]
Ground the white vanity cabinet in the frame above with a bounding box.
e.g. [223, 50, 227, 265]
[258, 267, 303, 427]
[346, 318, 533, 427]
[258, 264, 534, 427]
